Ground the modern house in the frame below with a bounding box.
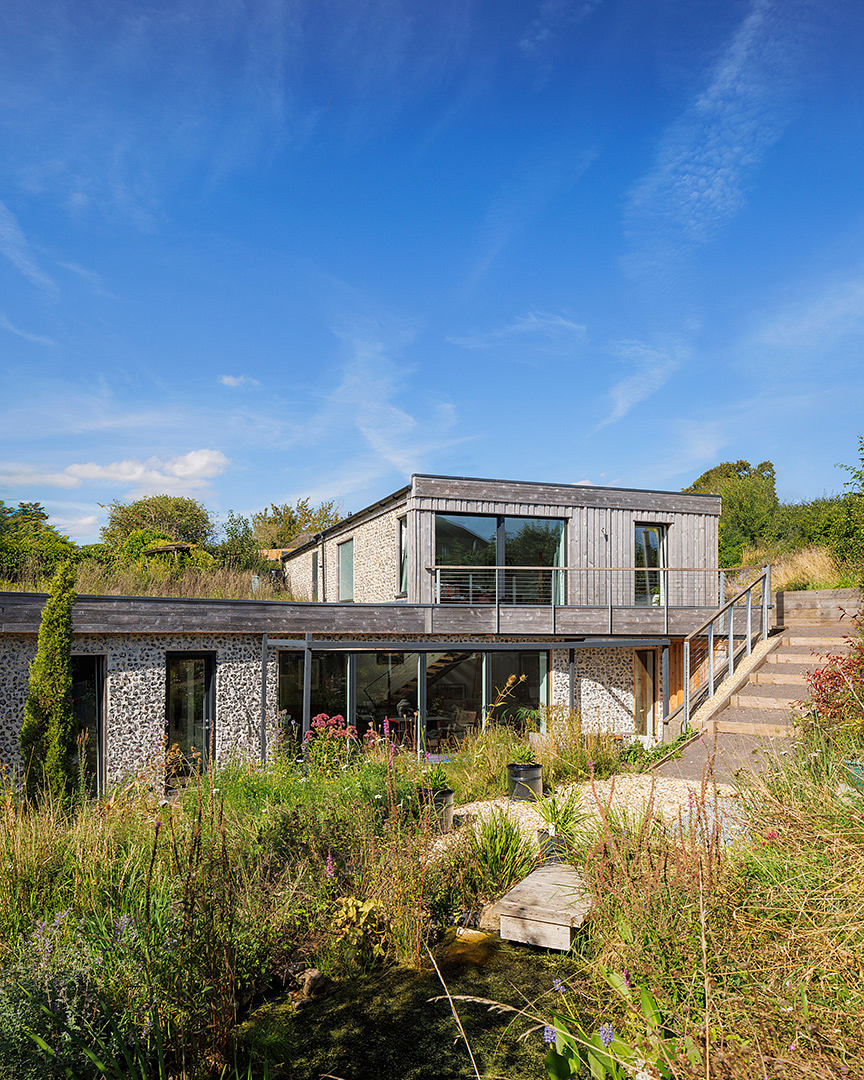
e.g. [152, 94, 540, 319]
[0, 473, 770, 792]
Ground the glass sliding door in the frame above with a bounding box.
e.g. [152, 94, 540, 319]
[503, 517, 565, 604]
[434, 513, 565, 604]
[310, 652, 348, 719]
[434, 514, 497, 602]
[355, 651, 421, 739]
[425, 652, 483, 738]
[71, 655, 104, 794]
[634, 524, 665, 606]
[167, 653, 216, 776]
[489, 651, 545, 724]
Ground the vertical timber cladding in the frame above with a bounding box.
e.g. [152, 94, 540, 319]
[409, 476, 720, 607]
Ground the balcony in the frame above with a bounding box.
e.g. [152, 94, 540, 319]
[424, 565, 766, 637]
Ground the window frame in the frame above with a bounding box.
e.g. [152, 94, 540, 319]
[338, 538, 355, 602]
[397, 517, 408, 597]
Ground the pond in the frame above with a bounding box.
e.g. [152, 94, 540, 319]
[240, 933, 582, 1080]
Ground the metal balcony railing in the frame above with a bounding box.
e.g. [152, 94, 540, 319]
[426, 564, 758, 612]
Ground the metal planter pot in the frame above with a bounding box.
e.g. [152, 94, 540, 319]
[507, 763, 542, 802]
[419, 787, 455, 832]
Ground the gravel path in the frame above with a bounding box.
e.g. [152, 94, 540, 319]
[453, 773, 739, 845]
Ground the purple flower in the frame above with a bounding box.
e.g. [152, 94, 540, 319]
[383, 717, 390, 739]
[599, 1023, 614, 1048]
[552, 977, 564, 994]
[325, 852, 334, 877]
[543, 1025, 556, 1044]
[623, 968, 633, 988]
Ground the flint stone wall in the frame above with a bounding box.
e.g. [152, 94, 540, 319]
[550, 646, 636, 736]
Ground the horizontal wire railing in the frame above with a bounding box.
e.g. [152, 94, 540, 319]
[682, 565, 771, 728]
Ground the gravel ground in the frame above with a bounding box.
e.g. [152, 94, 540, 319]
[451, 773, 739, 847]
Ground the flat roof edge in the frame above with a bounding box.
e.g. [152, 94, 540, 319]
[411, 472, 721, 501]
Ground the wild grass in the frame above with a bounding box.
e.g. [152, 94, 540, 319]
[0, 750, 438, 1078]
[0, 560, 296, 600]
[741, 543, 859, 592]
[533, 727, 864, 1077]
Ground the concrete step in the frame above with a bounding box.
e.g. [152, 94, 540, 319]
[751, 669, 808, 685]
[782, 634, 850, 648]
[703, 705, 795, 737]
[769, 644, 843, 659]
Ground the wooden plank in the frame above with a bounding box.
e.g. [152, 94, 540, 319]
[499, 914, 572, 950]
[411, 475, 721, 516]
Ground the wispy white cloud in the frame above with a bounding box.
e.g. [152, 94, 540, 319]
[0, 463, 81, 490]
[0, 312, 56, 346]
[466, 147, 596, 289]
[449, 310, 586, 350]
[56, 260, 113, 297]
[0, 201, 55, 291]
[219, 374, 260, 388]
[519, 0, 601, 62]
[0, 450, 229, 496]
[594, 339, 682, 430]
[754, 273, 864, 352]
[625, 0, 809, 263]
[50, 513, 100, 533]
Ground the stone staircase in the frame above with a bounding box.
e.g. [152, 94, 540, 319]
[703, 626, 851, 738]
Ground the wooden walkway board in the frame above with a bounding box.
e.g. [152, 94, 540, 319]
[495, 864, 590, 951]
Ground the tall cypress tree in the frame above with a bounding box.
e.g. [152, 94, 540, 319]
[19, 560, 77, 799]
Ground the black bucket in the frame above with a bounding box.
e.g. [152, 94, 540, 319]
[419, 787, 455, 832]
[507, 763, 542, 801]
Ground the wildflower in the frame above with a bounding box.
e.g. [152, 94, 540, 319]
[623, 968, 633, 988]
[552, 977, 564, 994]
[325, 852, 334, 877]
[599, 1023, 614, 1047]
[153, 820, 162, 833]
[764, 830, 779, 841]
[543, 1025, 556, 1044]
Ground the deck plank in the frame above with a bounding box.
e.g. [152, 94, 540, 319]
[494, 863, 590, 950]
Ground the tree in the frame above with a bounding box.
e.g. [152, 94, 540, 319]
[19, 560, 77, 799]
[683, 460, 779, 566]
[100, 495, 215, 549]
[0, 501, 75, 582]
[216, 512, 268, 570]
[251, 498, 341, 549]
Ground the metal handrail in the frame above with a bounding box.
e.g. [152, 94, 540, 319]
[683, 564, 772, 729]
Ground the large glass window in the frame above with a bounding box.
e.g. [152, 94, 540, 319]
[338, 540, 354, 601]
[166, 652, 215, 775]
[425, 652, 483, 737]
[71, 655, 104, 794]
[355, 651, 421, 739]
[278, 651, 304, 744]
[311, 652, 348, 719]
[434, 513, 565, 604]
[490, 651, 545, 724]
[634, 525, 665, 606]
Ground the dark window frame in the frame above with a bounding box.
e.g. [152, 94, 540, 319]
[165, 651, 217, 772]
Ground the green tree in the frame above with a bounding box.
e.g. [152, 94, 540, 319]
[0, 502, 75, 582]
[100, 495, 215, 549]
[216, 511, 268, 570]
[251, 498, 341, 548]
[684, 460, 779, 566]
[18, 560, 77, 800]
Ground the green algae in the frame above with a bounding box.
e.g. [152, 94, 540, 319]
[239, 935, 583, 1080]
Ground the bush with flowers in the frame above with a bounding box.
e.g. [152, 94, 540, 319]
[304, 712, 357, 775]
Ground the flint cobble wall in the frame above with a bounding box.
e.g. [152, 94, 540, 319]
[0, 634, 283, 785]
[550, 646, 636, 736]
[321, 504, 405, 603]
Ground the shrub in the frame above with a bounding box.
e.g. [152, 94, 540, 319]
[18, 560, 77, 800]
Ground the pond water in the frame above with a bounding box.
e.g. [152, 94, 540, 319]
[240, 933, 581, 1080]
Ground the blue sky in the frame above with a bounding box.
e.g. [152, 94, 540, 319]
[1, 0, 863, 543]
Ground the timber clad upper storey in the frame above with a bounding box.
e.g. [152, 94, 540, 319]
[281, 473, 722, 611]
